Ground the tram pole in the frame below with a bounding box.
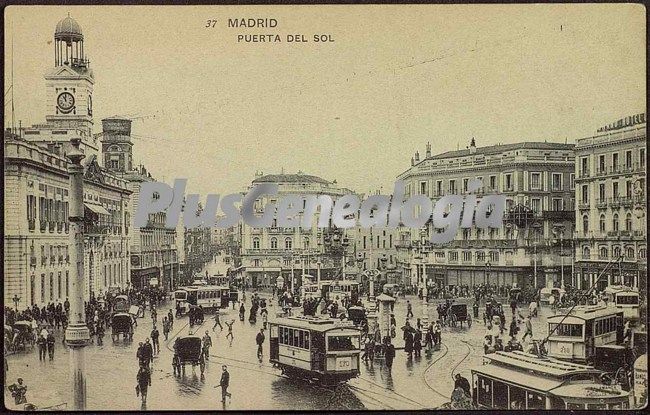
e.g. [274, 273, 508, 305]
[65, 138, 91, 410]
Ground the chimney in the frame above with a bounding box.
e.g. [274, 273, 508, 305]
[469, 137, 477, 154]
[411, 157, 415, 166]
[426, 142, 431, 158]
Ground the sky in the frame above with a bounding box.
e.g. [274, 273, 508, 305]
[4, 4, 646, 196]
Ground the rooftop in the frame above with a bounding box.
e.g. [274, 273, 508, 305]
[252, 173, 332, 185]
[428, 142, 575, 161]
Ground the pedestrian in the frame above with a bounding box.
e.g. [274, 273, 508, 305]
[413, 329, 422, 357]
[403, 324, 414, 358]
[202, 331, 212, 360]
[424, 325, 434, 351]
[141, 338, 153, 367]
[225, 320, 235, 342]
[454, 373, 471, 398]
[46, 331, 55, 360]
[212, 310, 223, 332]
[136, 366, 150, 404]
[8, 378, 27, 405]
[162, 317, 170, 341]
[239, 303, 245, 321]
[151, 307, 157, 325]
[521, 315, 533, 342]
[37, 333, 47, 361]
[151, 327, 160, 355]
[406, 300, 413, 318]
[384, 337, 395, 370]
[362, 337, 373, 362]
[168, 310, 174, 330]
[96, 324, 104, 346]
[256, 328, 265, 358]
[216, 365, 232, 403]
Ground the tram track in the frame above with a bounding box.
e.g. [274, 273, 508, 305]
[421, 342, 451, 401]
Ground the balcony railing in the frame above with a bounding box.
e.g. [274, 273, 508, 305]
[40, 221, 47, 232]
[596, 198, 608, 209]
[578, 169, 590, 178]
[41, 257, 47, 266]
[543, 210, 574, 221]
[28, 219, 36, 231]
[57, 222, 63, 233]
[595, 168, 607, 177]
[30, 257, 37, 267]
[578, 202, 590, 210]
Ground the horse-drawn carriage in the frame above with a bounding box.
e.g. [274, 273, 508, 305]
[172, 335, 205, 376]
[11, 321, 36, 351]
[347, 305, 369, 341]
[111, 313, 134, 341]
[188, 305, 204, 326]
[448, 303, 472, 328]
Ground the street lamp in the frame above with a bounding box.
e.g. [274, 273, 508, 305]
[485, 261, 492, 286]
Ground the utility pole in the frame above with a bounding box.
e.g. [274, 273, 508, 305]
[65, 138, 90, 410]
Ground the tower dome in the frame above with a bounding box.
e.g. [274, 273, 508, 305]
[55, 16, 83, 41]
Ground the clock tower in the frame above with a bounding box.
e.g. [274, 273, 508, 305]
[43, 16, 96, 152]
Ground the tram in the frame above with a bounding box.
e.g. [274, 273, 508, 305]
[472, 351, 631, 409]
[546, 305, 624, 363]
[269, 315, 361, 384]
[174, 287, 191, 315]
[603, 285, 640, 322]
[185, 285, 230, 311]
[301, 280, 359, 303]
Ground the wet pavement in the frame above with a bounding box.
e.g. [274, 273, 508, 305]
[5, 283, 555, 410]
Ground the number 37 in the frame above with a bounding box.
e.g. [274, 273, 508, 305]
[205, 20, 217, 28]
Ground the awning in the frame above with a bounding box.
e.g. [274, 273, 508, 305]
[84, 202, 110, 215]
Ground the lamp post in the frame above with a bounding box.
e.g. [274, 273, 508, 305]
[65, 138, 91, 410]
[485, 261, 492, 286]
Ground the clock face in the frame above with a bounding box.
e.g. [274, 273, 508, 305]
[57, 92, 75, 113]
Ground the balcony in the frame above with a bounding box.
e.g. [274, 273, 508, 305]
[610, 197, 621, 208]
[40, 221, 47, 232]
[58, 255, 64, 264]
[48, 221, 55, 233]
[57, 222, 63, 233]
[28, 219, 36, 231]
[620, 197, 633, 208]
[30, 257, 37, 267]
[578, 202, 590, 210]
[41, 257, 47, 266]
[542, 210, 574, 221]
[64, 223, 69, 233]
[578, 169, 590, 179]
[596, 198, 608, 209]
[594, 168, 607, 177]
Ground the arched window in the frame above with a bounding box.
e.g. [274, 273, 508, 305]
[640, 248, 647, 260]
[625, 213, 632, 232]
[599, 214, 606, 233]
[599, 246, 608, 259]
[582, 215, 589, 233]
[626, 247, 635, 259]
[252, 237, 260, 250]
[270, 237, 278, 250]
[285, 237, 293, 250]
[582, 246, 590, 260]
[613, 246, 621, 259]
[612, 214, 619, 232]
[303, 237, 310, 249]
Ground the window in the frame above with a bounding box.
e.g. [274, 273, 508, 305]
[549, 323, 582, 337]
[270, 237, 278, 249]
[599, 247, 608, 259]
[449, 180, 456, 194]
[582, 185, 588, 204]
[327, 335, 359, 351]
[582, 246, 590, 259]
[530, 172, 541, 190]
[626, 247, 634, 260]
[581, 157, 589, 175]
[570, 173, 575, 190]
[612, 214, 619, 232]
[552, 198, 563, 211]
[463, 251, 472, 262]
[476, 251, 486, 262]
[626, 150, 632, 168]
[505, 174, 513, 190]
[285, 237, 293, 250]
[530, 198, 541, 214]
[463, 178, 469, 192]
[599, 183, 606, 200]
[552, 173, 562, 190]
[526, 391, 545, 409]
[613, 246, 621, 259]
[625, 213, 632, 232]
[303, 237, 310, 249]
[612, 153, 619, 170]
[599, 214, 606, 233]
[582, 215, 589, 233]
[613, 182, 619, 199]
[599, 154, 606, 173]
[420, 181, 427, 195]
[640, 248, 647, 260]
[626, 181, 633, 198]
[41, 274, 46, 303]
[252, 237, 260, 250]
[477, 376, 492, 407]
[640, 149, 646, 168]
[489, 175, 497, 190]
[448, 251, 458, 262]
[436, 180, 443, 196]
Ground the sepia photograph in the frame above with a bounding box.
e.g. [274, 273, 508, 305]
[2, 3, 647, 411]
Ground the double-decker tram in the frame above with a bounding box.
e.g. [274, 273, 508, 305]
[546, 305, 624, 363]
[269, 315, 361, 384]
[472, 351, 631, 409]
[604, 285, 641, 322]
[174, 287, 191, 315]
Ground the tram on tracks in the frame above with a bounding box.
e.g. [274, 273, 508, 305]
[546, 305, 624, 364]
[301, 280, 360, 303]
[269, 315, 361, 384]
[472, 351, 631, 409]
[603, 285, 641, 323]
[174, 285, 230, 314]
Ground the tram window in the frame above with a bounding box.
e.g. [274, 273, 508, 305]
[288, 329, 294, 346]
[298, 331, 305, 348]
[566, 402, 584, 410]
[618, 295, 638, 305]
[550, 323, 582, 337]
[327, 336, 358, 351]
[587, 403, 607, 410]
[493, 381, 508, 408]
[526, 391, 544, 409]
[477, 376, 492, 407]
[509, 386, 525, 410]
[293, 330, 300, 347]
[304, 332, 310, 349]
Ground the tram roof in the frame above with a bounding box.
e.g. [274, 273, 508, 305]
[547, 305, 623, 322]
[484, 351, 601, 379]
[271, 315, 359, 332]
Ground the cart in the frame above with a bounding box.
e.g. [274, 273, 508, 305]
[449, 303, 472, 328]
[172, 335, 205, 376]
[111, 313, 134, 341]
